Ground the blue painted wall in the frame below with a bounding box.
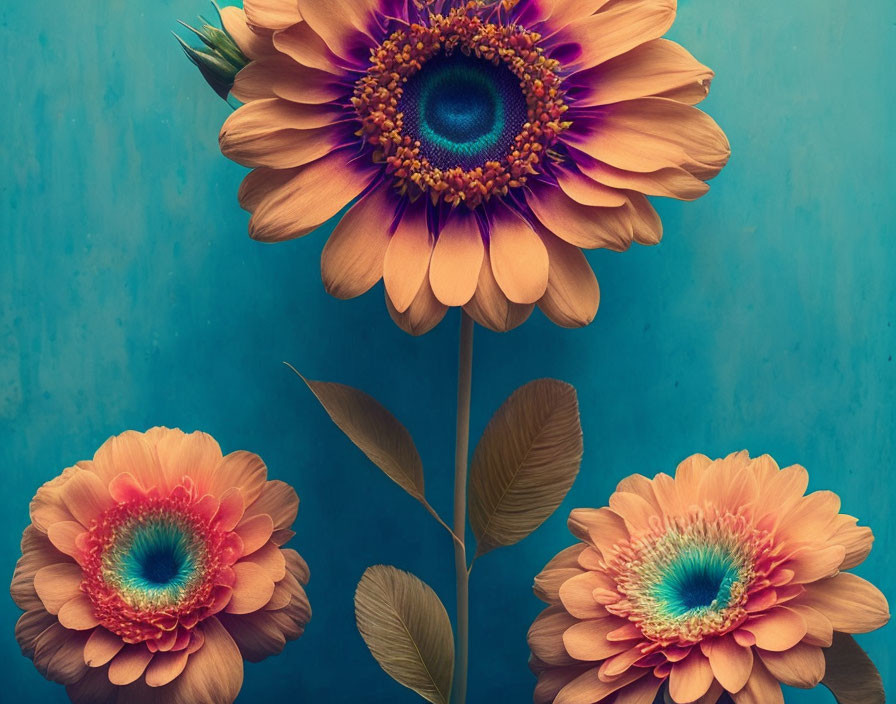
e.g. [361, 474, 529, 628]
[1, 1, 892, 701]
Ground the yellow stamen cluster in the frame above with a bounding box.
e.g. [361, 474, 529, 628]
[352, 2, 570, 208]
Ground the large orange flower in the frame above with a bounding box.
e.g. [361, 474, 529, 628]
[215, 0, 729, 334]
[10, 427, 310, 704]
[528, 452, 889, 703]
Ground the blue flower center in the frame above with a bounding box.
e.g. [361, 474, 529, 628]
[652, 545, 740, 618]
[398, 53, 527, 170]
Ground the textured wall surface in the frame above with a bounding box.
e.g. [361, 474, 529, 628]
[1, 1, 893, 702]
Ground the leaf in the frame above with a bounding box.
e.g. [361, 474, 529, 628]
[822, 632, 885, 704]
[355, 565, 454, 704]
[289, 366, 425, 501]
[469, 379, 583, 557]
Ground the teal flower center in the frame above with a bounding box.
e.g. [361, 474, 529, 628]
[652, 545, 740, 617]
[398, 53, 527, 170]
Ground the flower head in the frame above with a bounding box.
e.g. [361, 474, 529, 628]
[528, 453, 889, 704]
[216, 0, 729, 334]
[11, 427, 310, 703]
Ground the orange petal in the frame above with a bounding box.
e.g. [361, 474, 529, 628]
[84, 628, 124, 667]
[91, 430, 166, 488]
[244, 542, 287, 582]
[383, 203, 434, 313]
[47, 521, 87, 561]
[528, 606, 578, 666]
[787, 604, 833, 647]
[562, 618, 632, 661]
[741, 607, 807, 652]
[527, 182, 633, 250]
[535, 566, 585, 605]
[556, 666, 646, 704]
[828, 515, 873, 570]
[214, 488, 246, 532]
[614, 674, 663, 704]
[669, 650, 714, 703]
[563, 98, 730, 180]
[219, 6, 276, 60]
[108, 644, 154, 685]
[295, 0, 378, 62]
[227, 562, 276, 614]
[235, 514, 275, 556]
[273, 21, 347, 75]
[625, 192, 663, 245]
[232, 55, 348, 104]
[29, 466, 79, 532]
[703, 636, 753, 693]
[244, 480, 299, 530]
[535, 228, 600, 328]
[11, 526, 70, 611]
[570, 39, 713, 107]
[463, 250, 534, 331]
[785, 544, 846, 584]
[429, 210, 484, 306]
[609, 490, 659, 534]
[33, 562, 83, 615]
[567, 507, 628, 557]
[797, 572, 889, 633]
[573, 149, 709, 201]
[773, 490, 841, 545]
[321, 184, 396, 299]
[58, 594, 100, 630]
[243, 0, 302, 31]
[556, 166, 627, 207]
[204, 450, 268, 506]
[59, 468, 113, 528]
[488, 201, 549, 304]
[558, 572, 611, 619]
[245, 148, 378, 242]
[730, 659, 783, 704]
[550, 0, 676, 73]
[757, 643, 825, 689]
[144, 649, 190, 687]
[386, 277, 448, 336]
[533, 664, 592, 704]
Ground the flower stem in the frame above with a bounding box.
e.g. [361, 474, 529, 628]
[452, 311, 474, 704]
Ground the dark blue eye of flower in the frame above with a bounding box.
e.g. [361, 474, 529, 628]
[652, 545, 740, 617]
[398, 53, 528, 170]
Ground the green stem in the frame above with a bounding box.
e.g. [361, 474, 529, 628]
[452, 311, 474, 704]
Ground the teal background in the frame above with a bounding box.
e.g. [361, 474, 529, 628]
[1, 0, 893, 701]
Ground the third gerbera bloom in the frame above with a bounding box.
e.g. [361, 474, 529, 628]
[528, 452, 889, 703]
[215, 0, 729, 334]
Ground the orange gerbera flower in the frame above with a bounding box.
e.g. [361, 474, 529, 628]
[10, 427, 310, 704]
[214, 0, 729, 334]
[528, 452, 889, 704]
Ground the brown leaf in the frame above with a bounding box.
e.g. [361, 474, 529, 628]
[470, 379, 582, 557]
[355, 565, 454, 704]
[822, 632, 885, 704]
[290, 366, 424, 501]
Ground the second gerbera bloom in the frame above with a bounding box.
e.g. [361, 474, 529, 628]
[217, 0, 729, 334]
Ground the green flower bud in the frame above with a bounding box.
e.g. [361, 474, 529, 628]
[175, 2, 248, 101]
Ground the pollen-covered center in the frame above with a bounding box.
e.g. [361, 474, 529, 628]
[399, 54, 527, 170]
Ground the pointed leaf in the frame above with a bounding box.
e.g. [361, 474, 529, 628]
[822, 632, 884, 704]
[291, 367, 425, 501]
[355, 565, 454, 704]
[470, 379, 582, 557]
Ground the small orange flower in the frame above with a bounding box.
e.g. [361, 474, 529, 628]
[215, 0, 729, 334]
[528, 452, 889, 704]
[11, 427, 310, 703]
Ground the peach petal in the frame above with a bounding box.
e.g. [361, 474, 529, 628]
[273, 21, 348, 75]
[615, 473, 662, 511]
[429, 210, 484, 306]
[526, 182, 633, 250]
[202, 450, 268, 506]
[598, 644, 645, 679]
[383, 203, 434, 313]
[108, 644, 154, 685]
[295, 0, 377, 63]
[488, 201, 549, 304]
[556, 666, 645, 704]
[84, 627, 124, 667]
[219, 6, 276, 61]
[570, 39, 713, 108]
[556, 166, 627, 207]
[243, 0, 302, 30]
[558, 572, 611, 619]
[235, 513, 275, 556]
[231, 55, 348, 104]
[564, 98, 730, 179]
[11, 526, 69, 611]
[573, 149, 710, 201]
[669, 650, 714, 703]
[214, 488, 245, 532]
[145, 649, 190, 687]
[757, 644, 825, 689]
[541, 544, 588, 572]
[533, 664, 592, 704]
[567, 507, 629, 556]
[607, 622, 643, 642]
[787, 604, 833, 647]
[245, 542, 288, 582]
[741, 607, 807, 652]
[34, 563, 83, 615]
[614, 674, 663, 704]
[609, 490, 659, 533]
[562, 618, 632, 661]
[625, 192, 663, 246]
[829, 515, 873, 569]
[703, 636, 752, 693]
[266, 580, 294, 610]
[785, 544, 846, 584]
[386, 278, 448, 336]
[550, 0, 676, 73]
[528, 606, 578, 665]
[244, 149, 378, 243]
[535, 567, 583, 605]
[91, 431, 165, 489]
[321, 184, 395, 299]
[60, 469, 114, 528]
[244, 480, 299, 530]
[30, 466, 79, 532]
[283, 548, 310, 585]
[536, 227, 600, 328]
[107, 472, 146, 503]
[730, 659, 784, 704]
[774, 490, 841, 544]
[47, 521, 87, 561]
[58, 594, 100, 630]
[271, 528, 296, 545]
[227, 562, 276, 615]
[798, 572, 889, 633]
[463, 250, 534, 332]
